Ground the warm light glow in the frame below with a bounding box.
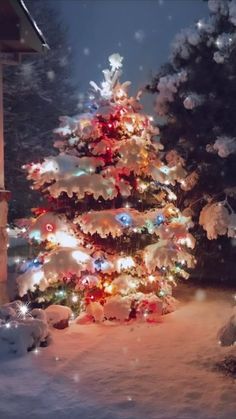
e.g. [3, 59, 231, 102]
[71, 294, 79, 303]
[116, 89, 126, 99]
[138, 181, 148, 192]
[124, 122, 133, 132]
[168, 191, 177, 201]
[104, 284, 113, 294]
[72, 250, 90, 263]
[53, 231, 78, 248]
[178, 237, 193, 247]
[148, 275, 155, 283]
[129, 281, 137, 289]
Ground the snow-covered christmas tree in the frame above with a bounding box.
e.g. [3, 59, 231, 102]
[147, 0, 236, 283]
[16, 54, 195, 322]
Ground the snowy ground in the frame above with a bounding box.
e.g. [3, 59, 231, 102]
[0, 285, 235, 419]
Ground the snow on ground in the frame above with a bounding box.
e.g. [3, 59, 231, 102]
[0, 285, 235, 419]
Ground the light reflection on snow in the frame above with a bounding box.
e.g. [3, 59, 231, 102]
[194, 289, 206, 302]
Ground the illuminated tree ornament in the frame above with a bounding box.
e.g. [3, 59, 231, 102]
[115, 213, 132, 227]
[155, 214, 165, 226]
[46, 223, 54, 232]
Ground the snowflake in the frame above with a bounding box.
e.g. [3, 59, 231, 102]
[83, 47, 90, 56]
[134, 30, 145, 43]
[47, 70, 55, 81]
[59, 56, 68, 67]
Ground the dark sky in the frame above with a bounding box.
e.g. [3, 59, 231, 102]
[50, 0, 208, 101]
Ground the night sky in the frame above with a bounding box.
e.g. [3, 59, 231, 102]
[50, 0, 208, 101]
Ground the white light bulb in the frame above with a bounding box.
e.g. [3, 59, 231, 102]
[71, 294, 79, 303]
[18, 303, 29, 317]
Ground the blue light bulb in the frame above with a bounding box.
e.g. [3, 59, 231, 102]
[115, 213, 132, 227]
[156, 214, 165, 226]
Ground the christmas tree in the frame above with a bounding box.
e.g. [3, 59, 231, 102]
[16, 54, 195, 322]
[147, 0, 236, 284]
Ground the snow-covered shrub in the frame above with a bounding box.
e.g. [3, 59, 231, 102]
[45, 304, 72, 328]
[86, 302, 104, 322]
[0, 302, 49, 357]
[104, 296, 131, 321]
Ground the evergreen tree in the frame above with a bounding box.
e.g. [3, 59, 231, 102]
[147, 0, 236, 284]
[16, 54, 195, 322]
[4, 0, 77, 220]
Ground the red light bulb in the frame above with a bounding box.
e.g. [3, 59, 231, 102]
[46, 223, 54, 232]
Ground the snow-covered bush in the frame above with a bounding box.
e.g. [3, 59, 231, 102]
[0, 301, 49, 357]
[45, 305, 72, 329]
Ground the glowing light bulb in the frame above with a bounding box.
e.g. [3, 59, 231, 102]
[54, 231, 78, 248]
[139, 181, 148, 192]
[105, 284, 113, 294]
[196, 20, 204, 29]
[148, 275, 155, 283]
[71, 294, 79, 303]
[215, 38, 222, 48]
[18, 303, 29, 318]
[46, 223, 54, 232]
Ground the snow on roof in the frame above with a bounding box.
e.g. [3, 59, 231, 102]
[19, 0, 49, 50]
